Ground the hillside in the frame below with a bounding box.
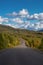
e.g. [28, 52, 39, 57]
[0, 24, 43, 50]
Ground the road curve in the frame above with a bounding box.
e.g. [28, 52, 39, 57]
[0, 48, 43, 65]
[15, 38, 27, 48]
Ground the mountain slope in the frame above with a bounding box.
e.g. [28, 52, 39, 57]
[0, 24, 43, 50]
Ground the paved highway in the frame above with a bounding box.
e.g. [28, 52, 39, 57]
[0, 48, 43, 65]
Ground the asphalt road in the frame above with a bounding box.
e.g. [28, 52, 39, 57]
[0, 48, 43, 65]
[14, 39, 27, 48]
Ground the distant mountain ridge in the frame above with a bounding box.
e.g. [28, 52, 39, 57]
[38, 29, 43, 32]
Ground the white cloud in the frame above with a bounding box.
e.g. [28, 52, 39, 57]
[7, 9, 43, 21]
[27, 13, 39, 20]
[38, 21, 43, 28]
[12, 18, 23, 24]
[19, 9, 29, 17]
[33, 14, 39, 20]
[34, 22, 40, 30]
[24, 21, 30, 29]
[0, 16, 4, 22]
[31, 21, 43, 30]
[27, 13, 43, 21]
[0, 16, 8, 23]
[7, 9, 29, 18]
[19, 9, 28, 15]
[38, 13, 43, 20]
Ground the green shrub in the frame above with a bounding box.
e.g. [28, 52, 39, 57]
[38, 38, 43, 49]
[0, 33, 20, 50]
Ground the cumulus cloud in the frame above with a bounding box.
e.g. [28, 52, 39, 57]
[0, 16, 8, 23]
[29, 21, 43, 30]
[19, 9, 28, 15]
[33, 22, 40, 30]
[11, 18, 23, 24]
[27, 13, 43, 21]
[31, 14, 38, 20]
[36, 21, 43, 29]
[38, 13, 43, 20]
[7, 9, 29, 18]
[19, 9, 29, 17]
[7, 9, 43, 21]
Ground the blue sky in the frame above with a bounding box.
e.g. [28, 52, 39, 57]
[0, 0, 43, 15]
[0, 0, 43, 30]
